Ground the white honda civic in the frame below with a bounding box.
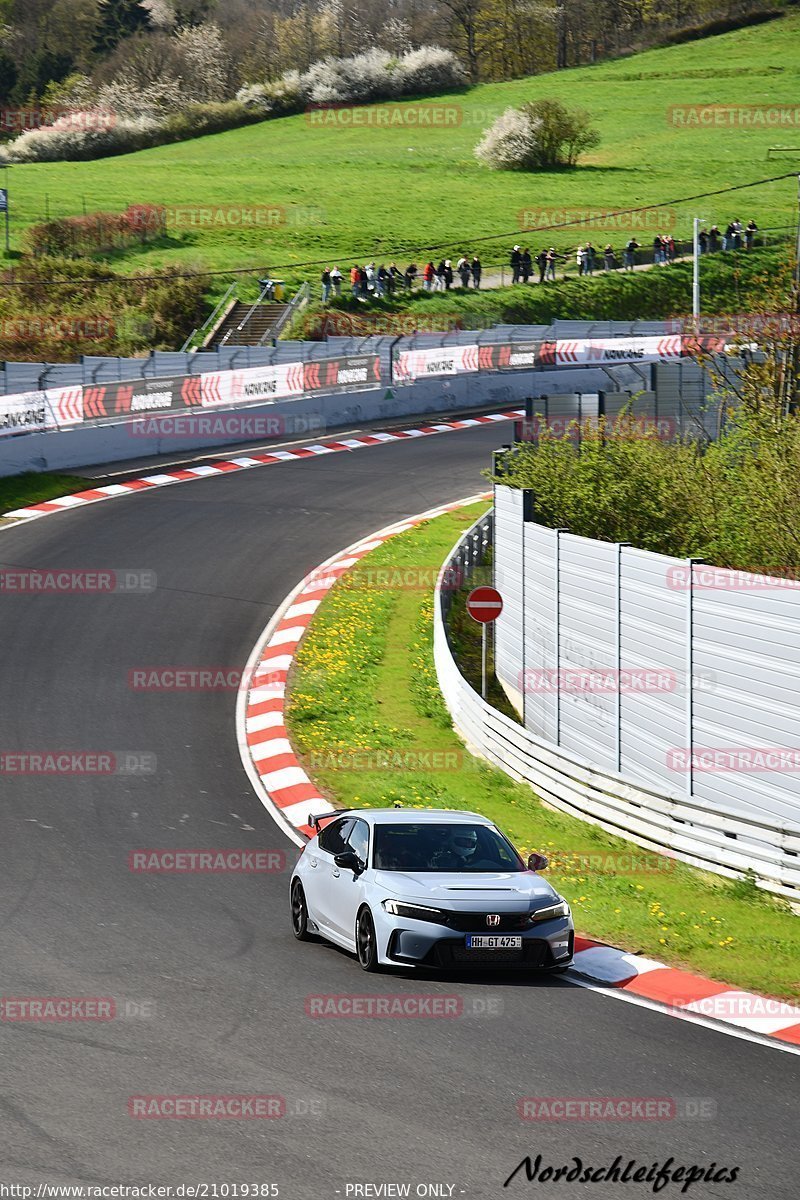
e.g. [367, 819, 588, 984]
[289, 808, 573, 972]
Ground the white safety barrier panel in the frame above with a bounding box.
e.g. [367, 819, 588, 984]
[435, 514, 800, 902]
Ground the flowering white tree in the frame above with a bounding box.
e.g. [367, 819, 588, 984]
[475, 106, 543, 170]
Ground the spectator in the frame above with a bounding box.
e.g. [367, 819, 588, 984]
[576, 245, 585, 276]
[723, 222, 735, 251]
[423, 261, 435, 291]
[698, 228, 709, 255]
[584, 242, 596, 275]
[511, 244, 522, 284]
[521, 247, 532, 283]
[666, 234, 676, 262]
[745, 219, 758, 250]
[435, 259, 447, 291]
[471, 255, 482, 288]
[330, 265, 342, 296]
[359, 264, 369, 298]
[536, 248, 548, 284]
[443, 259, 454, 289]
[387, 262, 401, 294]
[458, 256, 471, 288]
[603, 244, 616, 271]
[350, 264, 360, 298]
[625, 237, 640, 271]
[404, 263, 417, 290]
[376, 264, 390, 296]
[652, 235, 664, 266]
[365, 261, 377, 294]
[321, 266, 331, 303]
[709, 225, 721, 252]
[732, 219, 743, 250]
[545, 247, 558, 281]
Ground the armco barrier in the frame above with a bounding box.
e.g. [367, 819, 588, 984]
[0, 327, 737, 476]
[434, 513, 800, 902]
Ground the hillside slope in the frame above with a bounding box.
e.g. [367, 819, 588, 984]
[6, 12, 800, 282]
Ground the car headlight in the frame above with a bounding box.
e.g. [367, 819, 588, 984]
[382, 899, 447, 923]
[529, 900, 570, 922]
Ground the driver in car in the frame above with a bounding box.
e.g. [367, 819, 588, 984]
[428, 828, 479, 871]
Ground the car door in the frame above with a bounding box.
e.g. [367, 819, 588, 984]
[326, 818, 370, 943]
[305, 817, 353, 932]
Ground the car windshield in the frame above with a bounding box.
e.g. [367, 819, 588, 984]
[373, 822, 524, 873]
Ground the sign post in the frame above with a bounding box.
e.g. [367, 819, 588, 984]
[0, 186, 8, 254]
[466, 586, 504, 701]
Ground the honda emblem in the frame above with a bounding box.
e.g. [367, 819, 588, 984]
[486, 914, 501, 927]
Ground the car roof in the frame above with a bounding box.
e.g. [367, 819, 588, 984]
[333, 808, 494, 827]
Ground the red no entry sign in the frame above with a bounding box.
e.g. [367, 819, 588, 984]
[466, 586, 503, 624]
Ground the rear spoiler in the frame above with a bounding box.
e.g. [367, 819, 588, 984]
[308, 810, 350, 832]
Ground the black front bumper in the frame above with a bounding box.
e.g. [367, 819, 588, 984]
[388, 929, 574, 970]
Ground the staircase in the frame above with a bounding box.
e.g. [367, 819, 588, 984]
[207, 301, 288, 349]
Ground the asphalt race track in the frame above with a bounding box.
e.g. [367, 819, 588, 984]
[0, 423, 796, 1199]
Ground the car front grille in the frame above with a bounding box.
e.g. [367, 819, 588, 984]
[442, 911, 531, 933]
[433, 940, 552, 968]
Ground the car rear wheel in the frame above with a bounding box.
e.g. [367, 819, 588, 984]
[356, 907, 379, 972]
[291, 880, 314, 941]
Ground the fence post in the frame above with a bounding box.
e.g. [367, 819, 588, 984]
[685, 558, 701, 797]
[615, 542, 631, 773]
[554, 527, 568, 746]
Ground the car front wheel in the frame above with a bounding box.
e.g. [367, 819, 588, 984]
[356, 907, 379, 972]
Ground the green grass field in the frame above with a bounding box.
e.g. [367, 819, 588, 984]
[285, 504, 799, 999]
[4, 13, 800, 291]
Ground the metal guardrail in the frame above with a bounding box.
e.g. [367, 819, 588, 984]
[219, 280, 276, 348]
[434, 513, 800, 902]
[181, 282, 237, 352]
[264, 281, 310, 344]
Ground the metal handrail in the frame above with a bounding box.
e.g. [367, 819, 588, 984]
[181, 281, 237, 352]
[259, 281, 310, 345]
[219, 281, 276, 349]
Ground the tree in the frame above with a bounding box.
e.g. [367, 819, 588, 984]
[438, 0, 481, 82]
[475, 97, 600, 170]
[94, 0, 152, 55]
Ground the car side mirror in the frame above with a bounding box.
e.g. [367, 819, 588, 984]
[334, 850, 363, 874]
[527, 852, 549, 872]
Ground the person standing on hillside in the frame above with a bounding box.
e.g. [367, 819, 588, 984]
[458, 256, 471, 288]
[536, 248, 548, 283]
[404, 263, 418, 290]
[698, 229, 709, 255]
[422, 261, 434, 291]
[708, 225, 721, 252]
[321, 267, 332, 303]
[511, 244, 522, 284]
[350, 265, 360, 298]
[576, 245, 585, 276]
[603, 244, 616, 271]
[545, 247, 559, 281]
[584, 242, 596, 275]
[745, 219, 758, 250]
[471, 255, 482, 288]
[330, 265, 342, 296]
[625, 237, 640, 271]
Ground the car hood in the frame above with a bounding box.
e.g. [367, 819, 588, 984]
[374, 869, 559, 907]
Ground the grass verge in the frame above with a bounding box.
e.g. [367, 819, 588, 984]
[0, 471, 86, 518]
[285, 501, 799, 999]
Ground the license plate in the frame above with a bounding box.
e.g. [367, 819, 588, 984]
[466, 935, 523, 949]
